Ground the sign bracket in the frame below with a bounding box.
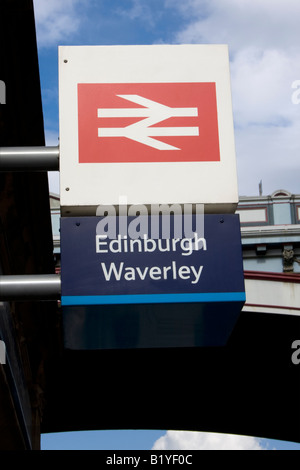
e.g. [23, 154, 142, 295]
[0, 274, 61, 301]
[0, 146, 59, 172]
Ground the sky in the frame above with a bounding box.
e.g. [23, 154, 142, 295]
[33, 0, 300, 450]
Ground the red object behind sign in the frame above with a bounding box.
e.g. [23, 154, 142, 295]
[78, 82, 220, 163]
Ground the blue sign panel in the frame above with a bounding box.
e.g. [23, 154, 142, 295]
[61, 214, 245, 349]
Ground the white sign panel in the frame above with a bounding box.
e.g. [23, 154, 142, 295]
[59, 44, 238, 215]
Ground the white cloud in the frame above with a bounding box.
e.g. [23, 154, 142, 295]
[235, 121, 300, 195]
[118, 0, 156, 23]
[33, 0, 82, 47]
[152, 430, 265, 450]
[169, 0, 300, 195]
[231, 48, 300, 126]
[229, 47, 300, 195]
[45, 129, 59, 146]
[48, 172, 60, 195]
[172, 0, 300, 52]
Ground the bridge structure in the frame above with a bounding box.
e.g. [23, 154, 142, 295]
[0, 0, 299, 450]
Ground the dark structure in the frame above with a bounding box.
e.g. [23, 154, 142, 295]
[0, 0, 60, 449]
[0, 0, 299, 450]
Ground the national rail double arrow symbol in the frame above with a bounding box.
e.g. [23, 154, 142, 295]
[97, 94, 199, 150]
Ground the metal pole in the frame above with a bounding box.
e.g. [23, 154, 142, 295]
[0, 146, 59, 171]
[0, 274, 61, 301]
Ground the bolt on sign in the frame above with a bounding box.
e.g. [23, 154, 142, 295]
[59, 45, 238, 216]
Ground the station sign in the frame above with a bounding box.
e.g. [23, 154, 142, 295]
[60, 214, 245, 349]
[59, 44, 238, 216]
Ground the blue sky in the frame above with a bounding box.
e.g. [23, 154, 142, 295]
[33, 0, 300, 450]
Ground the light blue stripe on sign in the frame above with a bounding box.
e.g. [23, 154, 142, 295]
[61, 292, 246, 306]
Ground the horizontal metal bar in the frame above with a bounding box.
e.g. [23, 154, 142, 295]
[0, 146, 59, 171]
[0, 274, 61, 301]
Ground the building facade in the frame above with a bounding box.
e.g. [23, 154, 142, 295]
[237, 189, 300, 317]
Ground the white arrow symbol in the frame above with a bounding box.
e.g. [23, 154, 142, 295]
[97, 94, 199, 150]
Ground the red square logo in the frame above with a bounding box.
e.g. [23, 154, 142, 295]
[78, 82, 220, 163]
